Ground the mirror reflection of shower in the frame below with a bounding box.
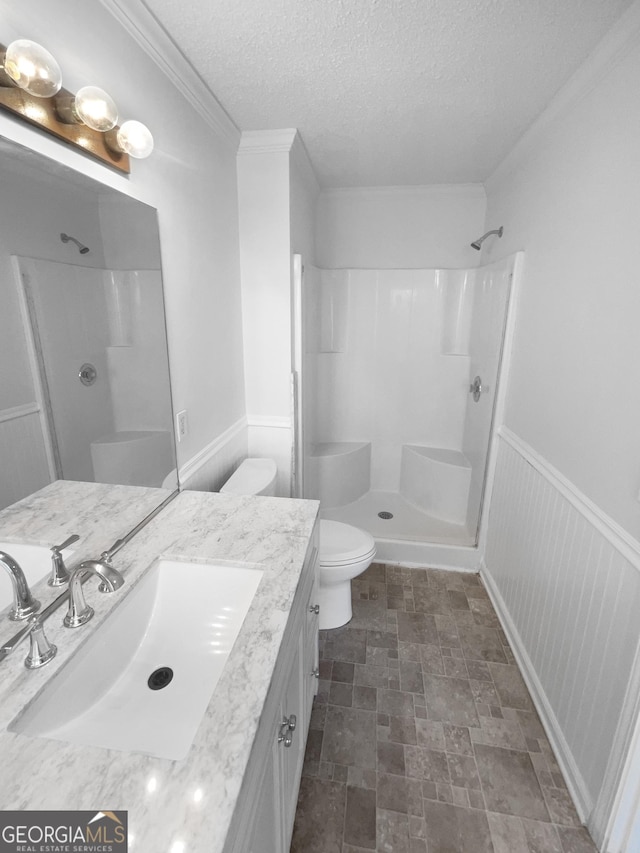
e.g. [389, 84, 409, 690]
[60, 232, 90, 254]
[14, 257, 176, 490]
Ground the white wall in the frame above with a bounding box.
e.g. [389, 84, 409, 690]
[0, 0, 246, 491]
[482, 17, 640, 542]
[481, 4, 640, 846]
[316, 185, 487, 269]
[236, 130, 319, 497]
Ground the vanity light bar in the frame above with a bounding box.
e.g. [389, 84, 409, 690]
[0, 39, 155, 173]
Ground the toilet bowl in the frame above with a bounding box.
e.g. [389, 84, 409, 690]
[219, 460, 376, 631]
[318, 520, 376, 631]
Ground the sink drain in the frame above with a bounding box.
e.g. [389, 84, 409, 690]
[148, 666, 174, 690]
[378, 511, 394, 520]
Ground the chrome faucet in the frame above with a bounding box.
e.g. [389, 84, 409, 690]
[0, 551, 40, 621]
[64, 557, 124, 628]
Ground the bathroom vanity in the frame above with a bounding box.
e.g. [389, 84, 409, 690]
[0, 481, 319, 853]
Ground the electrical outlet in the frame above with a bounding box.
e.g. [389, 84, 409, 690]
[176, 409, 188, 442]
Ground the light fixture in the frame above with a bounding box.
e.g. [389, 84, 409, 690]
[57, 85, 119, 132]
[0, 37, 154, 173]
[1, 39, 62, 98]
[106, 119, 154, 159]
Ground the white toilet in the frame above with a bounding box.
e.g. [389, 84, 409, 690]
[220, 459, 376, 631]
[318, 519, 376, 630]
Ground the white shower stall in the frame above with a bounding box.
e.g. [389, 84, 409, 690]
[297, 254, 518, 562]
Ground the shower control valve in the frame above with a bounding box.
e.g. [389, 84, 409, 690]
[469, 375, 489, 402]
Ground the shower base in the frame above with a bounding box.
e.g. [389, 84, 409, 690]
[321, 489, 475, 547]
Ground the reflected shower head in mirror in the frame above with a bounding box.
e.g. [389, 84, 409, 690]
[471, 226, 503, 250]
[60, 232, 89, 254]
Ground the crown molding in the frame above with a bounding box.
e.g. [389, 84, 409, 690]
[290, 132, 321, 197]
[98, 0, 240, 148]
[320, 183, 486, 199]
[237, 129, 298, 156]
[487, 0, 640, 189]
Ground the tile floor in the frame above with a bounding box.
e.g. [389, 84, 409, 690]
[291, 563, 597, 853]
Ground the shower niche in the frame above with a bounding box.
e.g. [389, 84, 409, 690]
[298, 256, 517, 558]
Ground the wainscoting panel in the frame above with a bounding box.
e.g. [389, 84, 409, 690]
[483, 429, 640, 837]
[0, 405, 51, 510]
[179, 417, 248, 493]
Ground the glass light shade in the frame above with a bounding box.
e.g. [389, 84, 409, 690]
[116, 120, 154, 159]
[74, 86, 118, 131]
[4, 39, 62, 98]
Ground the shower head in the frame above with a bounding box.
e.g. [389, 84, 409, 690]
[471, 226, 503, 251]
[60, 233, 90, 254]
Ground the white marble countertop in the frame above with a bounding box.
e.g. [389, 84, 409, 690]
[0, 481, 319, 853]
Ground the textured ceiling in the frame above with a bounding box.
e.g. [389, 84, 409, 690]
[142, 0, 633, 187]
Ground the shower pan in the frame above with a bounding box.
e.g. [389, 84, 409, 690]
[293, 253, 521, 566]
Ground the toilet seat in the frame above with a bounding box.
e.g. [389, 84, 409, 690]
[320, 520, 376, 566]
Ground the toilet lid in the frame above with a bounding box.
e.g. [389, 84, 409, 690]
[320, 520, 376, 566]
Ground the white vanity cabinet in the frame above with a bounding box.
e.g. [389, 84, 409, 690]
[225, 528, 320, 853]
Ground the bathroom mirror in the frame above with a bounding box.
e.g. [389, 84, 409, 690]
[0, 135, 178, 515]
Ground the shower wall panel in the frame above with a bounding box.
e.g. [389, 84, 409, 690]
[463, 259, 513, 530]
[315, 268, 470, 492]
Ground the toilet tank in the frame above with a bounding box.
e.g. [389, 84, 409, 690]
[220, 458, 277, 497]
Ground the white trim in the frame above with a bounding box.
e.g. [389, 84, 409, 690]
[98, 0, 240, 147]
[597, 639, 640, 851]
[320, 183, 486, 199]
[178, 417, 247, 484]
[487, 0, 640, 189]
[498, 426, 640, 570]
[237, 129, 298, 156]
[0, 403, 40, 425]
[481, 560, 593, 822]
[247, 416, 292, 430]
[374, 539, 481, 571]
[602, 667, 640, 852]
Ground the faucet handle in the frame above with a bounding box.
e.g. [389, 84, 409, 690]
[24, 616, 57, 669]
[48, 534, 80, 587]
[53, 534, 80, 553]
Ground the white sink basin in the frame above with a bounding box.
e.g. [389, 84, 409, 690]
[0, 542, 70, 613]
[11, 559, 263, 760]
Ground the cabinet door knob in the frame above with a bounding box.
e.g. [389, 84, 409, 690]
[277, 714, 297, 747]
[311, 668, 320, 679]
[309, 604, 320, 614]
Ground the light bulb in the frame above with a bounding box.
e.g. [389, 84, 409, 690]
[4, 39, 62, 98]
[116, 120, 154, 159]
[74, 85, 118, 131]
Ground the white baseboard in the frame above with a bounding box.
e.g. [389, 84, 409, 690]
[480, 559, 592, 822]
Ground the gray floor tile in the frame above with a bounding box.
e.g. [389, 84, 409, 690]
[423, 674, 480, 727]
[292, 566, 597, 853]
[290, 777, 346, 853]
[474, 743, 550, 821]
[344, 785, 376, 849]
[422, 800, 494, 853]
[323, 705, 377, 769]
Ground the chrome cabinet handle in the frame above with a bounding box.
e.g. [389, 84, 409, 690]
[278, 714, 297, 747]
[309, 604, 320, 614]
[311, 668, 320, 679]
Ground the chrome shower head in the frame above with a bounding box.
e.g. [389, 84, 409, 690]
[470, 226, 503, 251]
[60, 233, 90, 255]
